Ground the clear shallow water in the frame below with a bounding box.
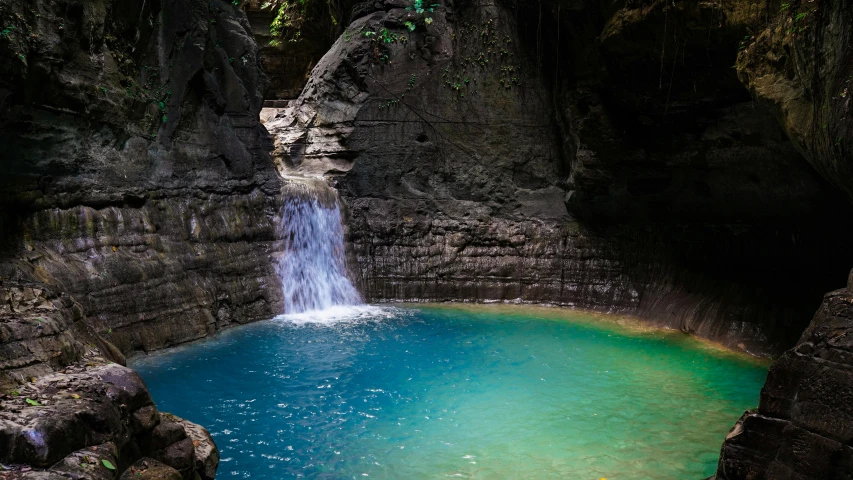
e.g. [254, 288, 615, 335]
[132, 305, 768, 480]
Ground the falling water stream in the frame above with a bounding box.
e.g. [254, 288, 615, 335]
[275, 184, 361, 314]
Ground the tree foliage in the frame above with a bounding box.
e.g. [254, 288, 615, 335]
[262, 0, 345, 46]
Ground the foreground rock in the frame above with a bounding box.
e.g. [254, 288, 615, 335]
[0, 279, 217, 479]
[0, 360, 217, 479]
[160, 414, 219, 480]
[716, 271, 853, 478]
[119, 459, 183, 480]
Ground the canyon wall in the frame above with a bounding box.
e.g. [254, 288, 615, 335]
[715, 1, 853, 477]
[0, 0, 284, 355]
[265, 0, 853, 357]
[0, 1, 283, 476]
[267, 3, 853, 474]
[243, 0, 347, 101]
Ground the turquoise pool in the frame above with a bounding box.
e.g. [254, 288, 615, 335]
[132, 305, 768, 479]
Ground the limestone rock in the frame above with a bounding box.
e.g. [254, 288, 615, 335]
[717, 272, 853, 478]
[0, 363, 150, 467]
[161, 413, 220, 480]
[0, 281, 89, 392]
[119, 458, 183, 480]
[0, 0, 285, 356]
[0, 360, 217, 479]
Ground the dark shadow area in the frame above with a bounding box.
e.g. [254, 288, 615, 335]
[509, 0, 853, 352]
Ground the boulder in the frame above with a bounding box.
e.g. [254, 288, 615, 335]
[161, 414, 220, 480]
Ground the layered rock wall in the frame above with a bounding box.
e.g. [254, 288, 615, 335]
[0, 0, 285, 354]
[717, 274, 853, 479]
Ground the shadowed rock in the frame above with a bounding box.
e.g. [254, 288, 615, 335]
[717, 272, 853, 478]
[119, 458, 183, 480]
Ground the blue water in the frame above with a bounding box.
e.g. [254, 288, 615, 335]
[132, 305, 768, 479]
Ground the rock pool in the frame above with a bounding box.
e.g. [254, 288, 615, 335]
[132, 305, 768, 479]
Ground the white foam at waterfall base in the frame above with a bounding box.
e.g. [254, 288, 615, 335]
[275, 193, 364, 318]
[275, 305, 402, 326]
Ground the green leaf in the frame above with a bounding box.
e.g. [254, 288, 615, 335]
[25, 398, 41, 406]
[101, 459, 116, 470]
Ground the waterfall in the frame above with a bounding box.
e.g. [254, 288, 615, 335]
[276, 188, 362, 314]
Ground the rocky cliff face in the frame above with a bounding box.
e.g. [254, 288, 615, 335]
[265, 0, 853, 357]
[244, 0, 339, 101]
[1, 0, 851, 477]
[714, 2, 853, 477]
[0, 0, 284, 354]
[736, 0, 853, 202]
[0, 0, 290, 476]
[717, 273, 853, 479]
